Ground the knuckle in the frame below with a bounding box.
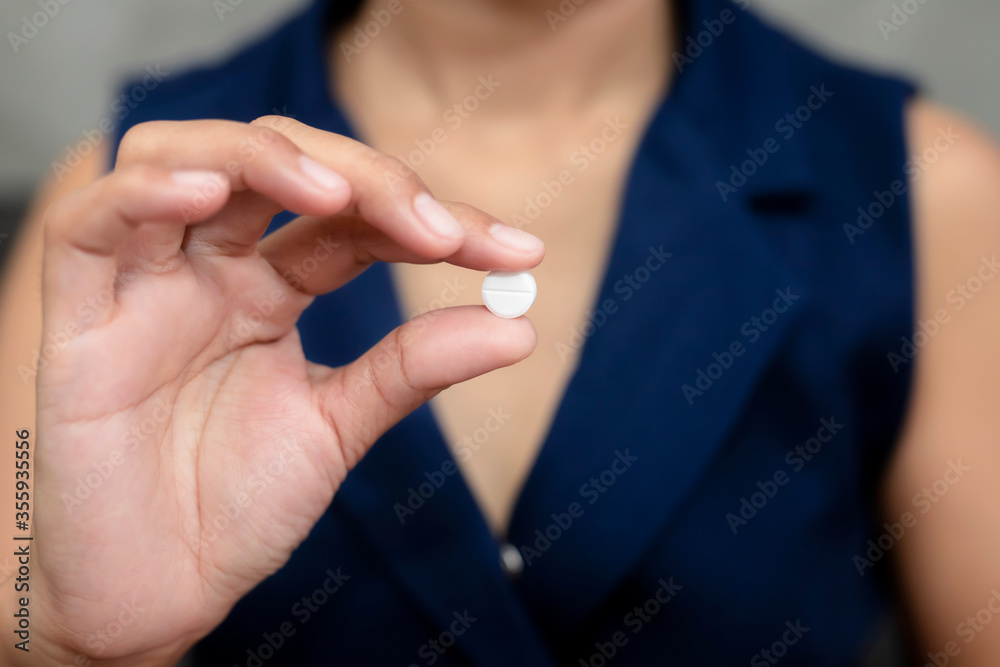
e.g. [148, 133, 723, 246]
[391, 324, 424, 396]
[115, 126, 143, 164]
[344, 231, 373, 268]
[103, 165, 157, 201]
[117, 162, 159, 183]
[249, 114, 303, 140]
[115, 121, 166, 164]
[441, 201, 478, 221]
[364, 150, 425, 194]
[237, 123, 300, 167]
[366, 356, 394, 409]
[249, 114, 287, 129]
[362, 330, 416, 409]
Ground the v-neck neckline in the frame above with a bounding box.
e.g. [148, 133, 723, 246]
[266, 0, 844, 650]
[302, 0, 708, 543]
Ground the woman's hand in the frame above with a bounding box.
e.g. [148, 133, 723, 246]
[17, 116, 543, 666]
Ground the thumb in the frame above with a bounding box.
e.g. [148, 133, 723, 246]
[318, 305, 536, 467]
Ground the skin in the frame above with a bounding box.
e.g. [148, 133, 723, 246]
[3, 115, 545, 667]
[0, 0, 998, 664]
[332, 0, 672, 533]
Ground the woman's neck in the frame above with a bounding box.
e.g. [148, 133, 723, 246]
[333, 0, 675, 120]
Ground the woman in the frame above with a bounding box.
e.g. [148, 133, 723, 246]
[2, 0, 1000, 664]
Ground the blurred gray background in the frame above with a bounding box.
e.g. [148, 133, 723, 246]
[0, 0, 998, 252]
[0, 2, 994, 662]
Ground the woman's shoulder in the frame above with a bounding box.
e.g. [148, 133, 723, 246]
[737, 6, 915, 100]
[901, 98, 1000, 343]
[701, 3, 919, 196]
[903, 98, 1000, 362]
[906, 99, 1000, 213]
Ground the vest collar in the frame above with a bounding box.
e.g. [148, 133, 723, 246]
[289, 0, 819, 654]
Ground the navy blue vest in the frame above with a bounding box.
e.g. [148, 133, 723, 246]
[112, 1, 916, 663]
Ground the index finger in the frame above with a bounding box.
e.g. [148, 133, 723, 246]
[250, 115, 474, 260]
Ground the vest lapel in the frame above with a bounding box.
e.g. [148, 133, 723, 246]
[507, 141, 813, 634]
[505, 0, 823, 633]
[288, 14, 557, 660]
[302, 0, 823, 652]
[334, 398, 558, 666]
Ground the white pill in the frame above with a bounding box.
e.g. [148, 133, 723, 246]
[481, 270, 537, 319]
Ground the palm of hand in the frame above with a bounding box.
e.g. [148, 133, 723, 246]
[30, 116, 542, 663]
[37, 251, 348, 657]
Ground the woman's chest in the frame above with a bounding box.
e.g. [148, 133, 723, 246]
[385, 119, 645, 533]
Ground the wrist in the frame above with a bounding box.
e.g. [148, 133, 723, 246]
[1, 579, 89, 667]
[1, 577, 188, 667]
[1, 584, 71, 667]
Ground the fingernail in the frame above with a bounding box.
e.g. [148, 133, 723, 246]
[299, 155, 350, 193]
[413, 192, 465, 240]
[172, 170, 225, 188]
[488, 223, 544, 253]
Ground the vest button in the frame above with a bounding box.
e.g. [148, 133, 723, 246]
[499, 543, 524, 579]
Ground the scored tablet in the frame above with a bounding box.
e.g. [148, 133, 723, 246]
[481, 270, 537, 319]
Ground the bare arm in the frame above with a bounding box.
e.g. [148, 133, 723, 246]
[886, 99, 1000, 664]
